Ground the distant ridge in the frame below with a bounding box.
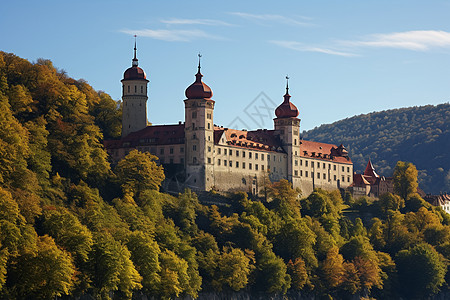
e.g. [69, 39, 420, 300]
[302, 103, 450, 194]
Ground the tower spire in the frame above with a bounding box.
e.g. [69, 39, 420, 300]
[132, 35, 139, 67]
[283, 75, 291, 103]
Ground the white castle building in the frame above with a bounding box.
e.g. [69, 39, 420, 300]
[105, 44, 353, 196]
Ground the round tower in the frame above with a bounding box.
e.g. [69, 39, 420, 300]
[121, 37, 149, 137]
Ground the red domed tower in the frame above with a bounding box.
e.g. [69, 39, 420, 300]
[274, 76, 301, 182]
[184, 54, 215, 191]
[121, 36, 149, 137]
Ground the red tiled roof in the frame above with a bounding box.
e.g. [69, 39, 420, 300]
[353, 173, 371, 186]
[364, 159, 379, 178]
[425, 194, 450, 207]
[214, 127, 283, 152]
[105, 124, 185, 149]
[299, 140, 352, 164]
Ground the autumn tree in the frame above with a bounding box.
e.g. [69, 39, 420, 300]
[393, 161, 418, 200]
[115, 149, 165, 195]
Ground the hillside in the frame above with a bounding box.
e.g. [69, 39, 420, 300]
[3, 51, 450, 299]
[302, 104, 450, 194]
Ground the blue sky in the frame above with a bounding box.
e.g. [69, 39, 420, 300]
[1, 0, 450, 131]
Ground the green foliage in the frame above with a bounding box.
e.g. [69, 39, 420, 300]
[393, 161, 419, 201]
[303, 103, 450, 194]
[115, 149, 165, 195]
[1, 51, 450, 299]
[396, 243, 446, 298]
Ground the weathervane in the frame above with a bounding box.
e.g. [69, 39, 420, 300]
[286, 75, 290, 93]
[198, 52, 202, 70]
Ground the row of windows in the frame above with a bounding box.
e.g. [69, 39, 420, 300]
[216, 159, 265, 171]
[294, 160, 351, 173]
[140, 146, 184, 155]
[123, 85, 146, 94]
[293, 170, 351, 182]
[191, 112, 213, 119]
[217, 148, 285, 162]
[160, 157, 184, 165]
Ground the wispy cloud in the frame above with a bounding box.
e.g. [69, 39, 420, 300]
[160, 18, 233, 27]
[270, 40, 356, 57]
[121, 29, 222, 42]
[341, 30, 450, 51]
[230, 12, 314, 27]
[271, 30, 450, 57]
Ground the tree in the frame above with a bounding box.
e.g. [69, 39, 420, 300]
[126, 231, 161, 293]
[12, 235, 76, 299]
[287, 257, 308, 290]
[321, 246, 344, 290]
[268, 179, 301, 219]
[393, 161, 418, 200]
[396, 243, 446, 298]
[115, 149, 165, 195]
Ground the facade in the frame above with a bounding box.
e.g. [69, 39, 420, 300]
[105, 47, 353, 196]
[424, 194, 450, 214]
[350, 159, 394, 198]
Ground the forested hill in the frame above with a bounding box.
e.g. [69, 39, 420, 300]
[302, 104, 450, 194]
[4, 51, 450, 300]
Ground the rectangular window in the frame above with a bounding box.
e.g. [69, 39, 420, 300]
[224, 149, 227, 155]
[208, 146, 211, 152]
[334, 175, 337, 181]
[208, 157, 211, 164]
[255, 153, 259, 159]
[236, 150, 239, 157]
[306, 161, 309, 167]
[180, 147, 184, 153]
[192, 111, 197, 118]
[295, 160, 298, 166]
[323, 163, 326, 168]
[207, 123, 211, 129]
[218, 159, 221, 166]
[242, 162, 246, 169]
[242, 151, 246, 158]
[300, 170, 303, 176]
[334, 165, 336, 171]
[255, 164, 259, 171]
[347, 167, 350, 173]
[323, 173, 326, 179]
[342, 166, 345, 172]
[236, 161, 239, 168]
[229, 150, 232, 156]
[317, 162, 320, 168]
[218, 148, 221, 154]
[249, 163, 252, 170]
[229, 160, 232, 167]
[305, 171, 308, 177]
[160, 148, 164, 155]
[348, 176, 350, 182]
[262, 165, 264, 171]
[224, 159, 227, 166]
[261, 154, 264, 160]
[193, 145, 197, 151]
[207, 113, 212, 119]
[249, 152, 252, 159]
[170, 148, 174, 154]
[317, 172, 320, 179]
[295, 170, 298, 176]
[300, 159, 303, 166]
[342, 176, 345, 182]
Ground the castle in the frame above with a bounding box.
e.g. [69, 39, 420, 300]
[105, 43, 354, 196]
